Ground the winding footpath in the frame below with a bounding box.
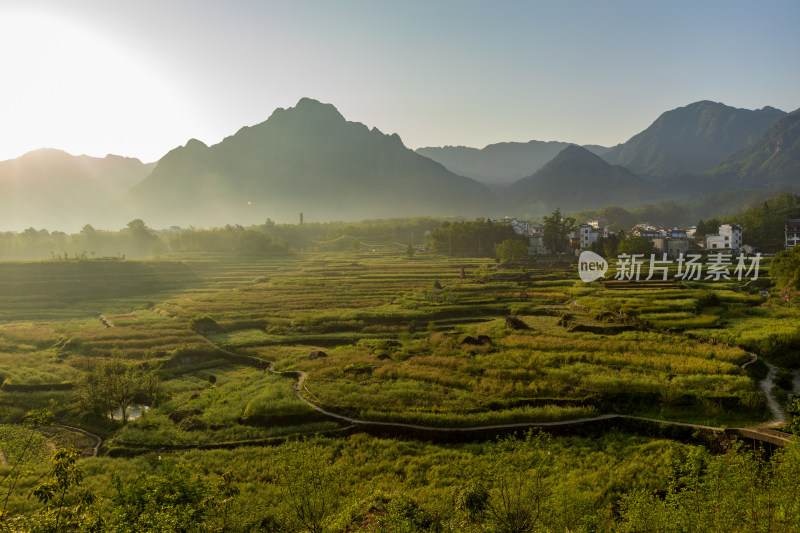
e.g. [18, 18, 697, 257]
[52, 333, 795, 457]
[760, 361, 788, 425]
[202, 338, 795, 448]
[56, 424, 103, 457]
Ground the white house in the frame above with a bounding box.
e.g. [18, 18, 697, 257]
[706, 224, 742, 251]
[578, 224, 603, 250]
[495, 217, 542, 237]
[786, 219, 800, 249]
[632, 223, 665, 242]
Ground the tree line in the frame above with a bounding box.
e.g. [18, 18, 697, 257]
[0, 217, 444, 261]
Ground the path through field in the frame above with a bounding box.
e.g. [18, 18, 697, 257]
[760, 362, 787, 426]
[203, 338, 794, 447]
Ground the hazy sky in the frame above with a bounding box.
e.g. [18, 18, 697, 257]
[1, 0, 798, 163]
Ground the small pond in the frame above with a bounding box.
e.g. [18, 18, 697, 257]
[109, 405, 149, 421]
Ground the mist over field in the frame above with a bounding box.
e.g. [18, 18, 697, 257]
[2, 2, 800, 531]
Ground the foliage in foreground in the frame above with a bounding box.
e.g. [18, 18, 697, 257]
[3, 429, 800, 532]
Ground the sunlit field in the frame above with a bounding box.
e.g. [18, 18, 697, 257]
[0, 248, 795, 529]
[0, 251, 777, 433]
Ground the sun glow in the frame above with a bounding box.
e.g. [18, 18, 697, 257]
[0, 8, 195, 162]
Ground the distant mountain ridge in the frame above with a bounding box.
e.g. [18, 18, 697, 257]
[0, 149, 154, 231]
[602, 101, 786, 179]
[703, 110, 800, 190]
[505, 144, 655, 213]
[3, 98, 800, 232]
[126, 98, 495, 227]
[416, 141, 609, 186]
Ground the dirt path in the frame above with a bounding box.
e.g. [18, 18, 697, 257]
[759, 362, 787, 426]
[35, 325, 795, 457]
[741, 353, 758, 369]
[570, 301, 783, 429]
[202, 338, 795, 447]
[740, 353, 786, 427]
[56, 424, 103, 457]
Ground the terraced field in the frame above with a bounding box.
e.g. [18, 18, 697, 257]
[0, 249, 797, 530]
[0, 252, 788, 446]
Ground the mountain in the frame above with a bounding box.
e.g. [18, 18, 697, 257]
[602, 101, 787, 180]
[127, 98, 495, 227]
[703, 110, 800, 190]
[0, 149, 154, 231]
[506, 145, 654, 213]
[416, 141, 609, 187]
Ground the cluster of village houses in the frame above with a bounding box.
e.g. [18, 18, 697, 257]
[495, 217, 800, 258]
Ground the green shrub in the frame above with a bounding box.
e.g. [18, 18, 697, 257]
[188, 315, 223, 335]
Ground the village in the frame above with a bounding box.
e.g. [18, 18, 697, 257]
[492, 216, 800, 257]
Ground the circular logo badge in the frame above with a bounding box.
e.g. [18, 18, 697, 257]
[578, 251, 608, 282]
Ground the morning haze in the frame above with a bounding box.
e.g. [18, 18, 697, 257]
[3, 4, 800, 530]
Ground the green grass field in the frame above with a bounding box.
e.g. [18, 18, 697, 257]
[0, 249, 796, 529]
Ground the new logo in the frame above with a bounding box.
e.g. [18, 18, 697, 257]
[578, 251, 608, 282]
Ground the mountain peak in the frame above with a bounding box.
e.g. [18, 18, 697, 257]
[19, 148, 73, 161]
[185, 138, 208, 150]
[415, 141, 610, 186]
[290, 97, 345, 121]
[603, 101, 787, 178]
[557, 143, 586, 154]
[545, 144, 604, 167]
[507, 143, 646, 212]
[258, 98, 347, 132]
[127, 98, 492, 227]
[706, 110, 800, 183]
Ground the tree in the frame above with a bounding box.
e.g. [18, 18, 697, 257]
[732, 193, 800, 252]
[787, 398, 800, 436]
[542, 209, 575, 254]
[618, 442, 800, 531]
[405, 243, 414, 258]
[202, 470, 240, 532]
[455, 432, 550, 533]
[0, 409, 53, 523]
[496, 239, 529, 262]
[617, 236, 655, 256]
[772, 246, 800, 292]
[426, 219, 517, 258]
[125, 219, 159, 258]
[106, 462, 217, 532]
[276, 438, 343, 533]
[590, 233, 621, 258]
[29, 448, 99, 532]
[695, 218, 721, 241]
[74, 360, 160, 423]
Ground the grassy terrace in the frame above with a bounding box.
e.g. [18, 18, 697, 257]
[0, 250, 776, 442]
[0, 249, 797, 530]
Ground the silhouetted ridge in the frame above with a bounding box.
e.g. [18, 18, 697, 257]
[704, 111, 800, 189]
[603, 101, 786, 179]
[127, 98, 494, 227]
[0, 149, 154, 230]
[417, 140, 609, 186]
[506, 145, 651, 211]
